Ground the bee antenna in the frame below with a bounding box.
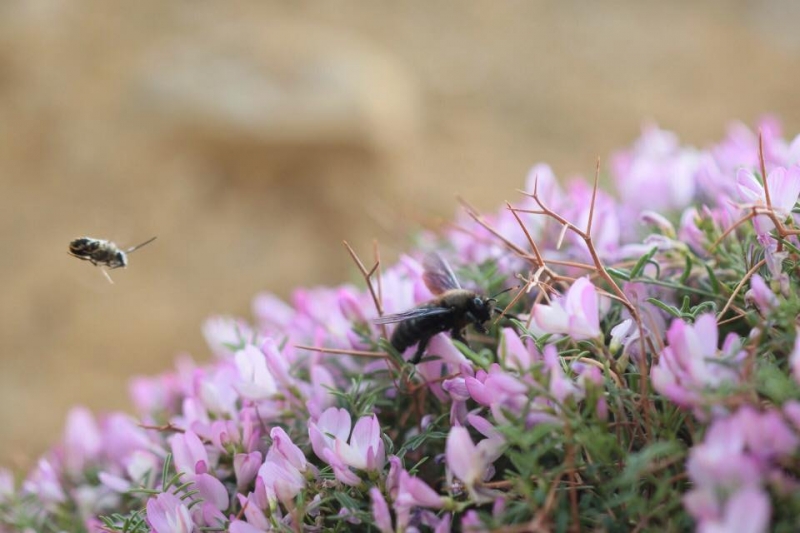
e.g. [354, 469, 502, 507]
[492, 308, 520, 321]
[489, 286, 515, 299]
[126, 236, 158, 254]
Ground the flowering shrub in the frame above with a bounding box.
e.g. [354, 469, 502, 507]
[4, 119, 800, 532]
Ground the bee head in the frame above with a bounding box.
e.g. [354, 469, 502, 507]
[468, 296, 494, 327]
[116, 251, 128, 268]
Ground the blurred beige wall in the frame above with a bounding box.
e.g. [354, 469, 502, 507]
[2, 0, 800, 468]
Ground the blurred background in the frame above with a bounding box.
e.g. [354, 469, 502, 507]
[2, 0, 800, 468]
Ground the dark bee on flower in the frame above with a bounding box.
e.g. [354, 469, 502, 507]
[374, 252, 508, 364]
[68, 236, 157, 272]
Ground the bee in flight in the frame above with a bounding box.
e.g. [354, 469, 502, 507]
[374, 252, 509, 364]
[68, 236, 157, 282]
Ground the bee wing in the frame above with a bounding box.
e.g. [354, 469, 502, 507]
[422, 252, 461, 295]
[373, 306, 453, 324]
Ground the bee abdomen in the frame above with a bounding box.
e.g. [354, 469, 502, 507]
[390, 321, 417, 353]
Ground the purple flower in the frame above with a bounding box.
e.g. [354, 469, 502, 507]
[651, 314, 744, 413]
[145, 492, 195, 533]
[532, 277, 601, 340]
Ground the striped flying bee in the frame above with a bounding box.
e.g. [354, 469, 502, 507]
[68, 236, 157, 281]
[374, 252, 508, 364]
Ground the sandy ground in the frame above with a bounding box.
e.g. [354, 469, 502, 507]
[2, 0, 800, 469]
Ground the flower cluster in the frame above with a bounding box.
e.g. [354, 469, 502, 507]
[4, 118, 800, 532]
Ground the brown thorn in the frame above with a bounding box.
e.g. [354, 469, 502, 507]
[506, 201, 546, 268]
[717, 258, 766, 321]
[342, 240, 387, 339]
[294, 344, 388, 358]
[586, 157, 601, 235]
[759, 130, 772, 209]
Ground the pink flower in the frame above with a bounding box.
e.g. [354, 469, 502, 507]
[394, 470, 446, 530]
[369, 487, 393, 533]
[63, 407, 102, 476]
[309, 407, 352, 462]
[229, 520, 268, 533]
[335, 414, 386, 471]
[745, 274, 779, 313]
[233, 451, 261, 492]
[309, 408, 385, 484]
[696, 487, 771, 533]
[146, 492, 195, 533]
[612, 125, 699, 213]
[445, 426, 503, 496]
[532, 277, 601, 340]
[257, 428, 308, 506]
[234, 345, 278, 400]
[0, 468, 13, 504]
[269, 427, 307, 473]
[736, 165, 800, 236]
[684, 406, 795, 527]
[544, 345, 582, 403]
[193, 473, 229, 511]
[170, 431, 210, 476]
[499, 327, 541, 371]
[790, 328, 800, 385]
[337, 287, 367, 323]
[22, 458, 65, 507]
[651, 314, 744, 413]
[203, 316, 256, 359]
[236, 491, 270, 530]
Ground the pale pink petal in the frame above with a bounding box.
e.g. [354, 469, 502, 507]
[791, 329, 800, 385]
[63, 407, 102, 475]
[766, 166, 800, 215]
[230, 520, 268, 533]
[170, 431, 209, 476]
[269, 427, 306, 472]
[532, 300, 568, 334]
[194, 473, 229, 511]
[233, 452, 262, 490]
[146, 493, 194, 533]
[736, 169, 764, 204]
[446, 426, 481, 486]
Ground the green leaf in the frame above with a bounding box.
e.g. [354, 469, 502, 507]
[630, 247, 659, 279]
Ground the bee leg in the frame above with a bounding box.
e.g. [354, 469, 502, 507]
[451, 328, 469, 348]
[410, 335, 433, 365]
